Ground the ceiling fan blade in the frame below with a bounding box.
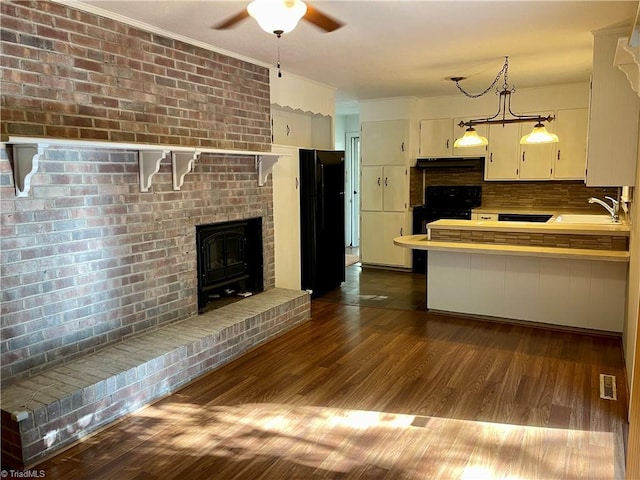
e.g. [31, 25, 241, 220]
[303, 4, 344, 32]
[212, 9, 249, 30]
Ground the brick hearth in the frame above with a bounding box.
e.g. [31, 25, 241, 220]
[1, 288, 310, 468]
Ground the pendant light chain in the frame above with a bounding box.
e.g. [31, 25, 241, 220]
[454, 56, 511, 98]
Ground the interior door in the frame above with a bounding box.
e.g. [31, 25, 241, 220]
[345, 133, 360, 247]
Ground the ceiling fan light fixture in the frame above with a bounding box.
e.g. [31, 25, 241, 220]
[247, 0, 308, 35]
[520, 122, 559, 144]
[454, 127, 488, 148]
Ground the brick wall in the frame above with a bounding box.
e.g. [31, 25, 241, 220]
[0, 1, 275, 383]
[0, 1, 270, 148]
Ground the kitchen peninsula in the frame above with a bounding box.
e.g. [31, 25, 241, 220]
[395, 213, 630, 332]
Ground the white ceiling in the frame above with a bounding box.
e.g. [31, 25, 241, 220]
[72, 1, 637, 114]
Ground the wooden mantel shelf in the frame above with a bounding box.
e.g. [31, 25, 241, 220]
[2, 137, 287, 197]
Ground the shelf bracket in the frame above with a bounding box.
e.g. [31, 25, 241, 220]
[255, 154, 281, 186]
[614, 36, 640, 96]
[10, 143, 47, 197]
[139, 149, 170, 192]
[171, 151, 200, 190]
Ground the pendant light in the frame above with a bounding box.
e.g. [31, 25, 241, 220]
[452, 57, 558, 147]
[519, 122, 559, 144]
[453, 127, 489, 148]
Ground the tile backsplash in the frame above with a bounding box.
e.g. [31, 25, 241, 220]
[409, 165, 618, 210]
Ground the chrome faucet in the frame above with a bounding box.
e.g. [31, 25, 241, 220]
[588, 196, 619, 221]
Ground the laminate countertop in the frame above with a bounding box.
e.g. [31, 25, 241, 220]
[426, 218, 630, 236]
[393, 235, 630, 262]
[393, 213, 630, 263]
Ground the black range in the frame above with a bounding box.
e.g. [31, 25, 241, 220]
[412, 185, 481, 273]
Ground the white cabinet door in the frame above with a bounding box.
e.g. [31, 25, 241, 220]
[361, 120, 408, 166]
[360, 211, 409, 267]
[272, 110, 312, 147]
[360, 212, 386, 265]
[519, 142, 553, 180]
[361, 166, 406, 212]
[382, 212, 409, 267]
[361, 166, 383, 211]
[382, 166, 407, 212]
[271, 145, 301, 290]
[485, 123, 520, 180]
[553, 108, 588, 180]
[419, 118, 452, 157]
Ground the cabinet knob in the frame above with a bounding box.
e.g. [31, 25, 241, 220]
[522, 152, 526, 162]
[377, 177, 381, 186]
[557, 150, 561, 160]
[446, 139, 450, 149]
[401, 142, 405, 152]
[489, 152, 493, 163]
[385, 177, 388, 187]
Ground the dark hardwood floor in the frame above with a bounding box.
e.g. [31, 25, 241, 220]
[34, 265, 628, 479]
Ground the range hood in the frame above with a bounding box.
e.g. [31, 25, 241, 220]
[415, 156, 484, 168]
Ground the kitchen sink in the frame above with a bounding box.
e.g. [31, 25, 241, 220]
[553, 214, 618, 224]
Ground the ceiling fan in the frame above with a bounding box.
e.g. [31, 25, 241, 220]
[213, 0, 344, 37]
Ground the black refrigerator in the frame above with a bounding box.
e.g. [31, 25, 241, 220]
[299, 149, 346, 297]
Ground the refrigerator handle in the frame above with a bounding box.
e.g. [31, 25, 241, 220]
[319, 163, 325, 230]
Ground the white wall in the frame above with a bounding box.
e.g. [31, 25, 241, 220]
[335, 114, 360, 150]
[418, 82, 590, 119]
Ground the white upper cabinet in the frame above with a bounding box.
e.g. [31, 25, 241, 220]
[587, 28, 639, 187]
[553, 108, 588, 180]
[484, 110, 585, 181]
[519, 141, 553, 180]
[361, 120, 408, 166]
[272, 109, 312, 147]
[485, 123, 520, 180]
[271, 107, 333, 149]
[419, 118, 453, 157]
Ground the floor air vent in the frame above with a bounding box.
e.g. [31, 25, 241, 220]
[599, 374, 617, 400]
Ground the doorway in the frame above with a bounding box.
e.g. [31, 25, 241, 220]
[345, 132, 360, 251]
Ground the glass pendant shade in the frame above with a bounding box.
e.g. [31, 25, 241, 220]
[247, 0, 307, 35]
[454, 127, 489, 148]
[520, 122, 559, 144]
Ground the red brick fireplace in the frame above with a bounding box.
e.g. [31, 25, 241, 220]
[0, 1, 314, 468]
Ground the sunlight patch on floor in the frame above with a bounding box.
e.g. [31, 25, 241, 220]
[133, 402, 617, 479]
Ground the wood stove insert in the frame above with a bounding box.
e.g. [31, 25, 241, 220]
[196, 218, 263, 312]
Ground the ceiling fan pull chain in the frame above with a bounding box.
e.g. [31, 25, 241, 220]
[276, 33, 282, 78]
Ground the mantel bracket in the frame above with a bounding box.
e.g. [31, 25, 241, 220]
[139, 149, 170, 192]
[172, 151, 201, 190]
[256, 154, 281, 186]
[10, 143, 47, 197]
